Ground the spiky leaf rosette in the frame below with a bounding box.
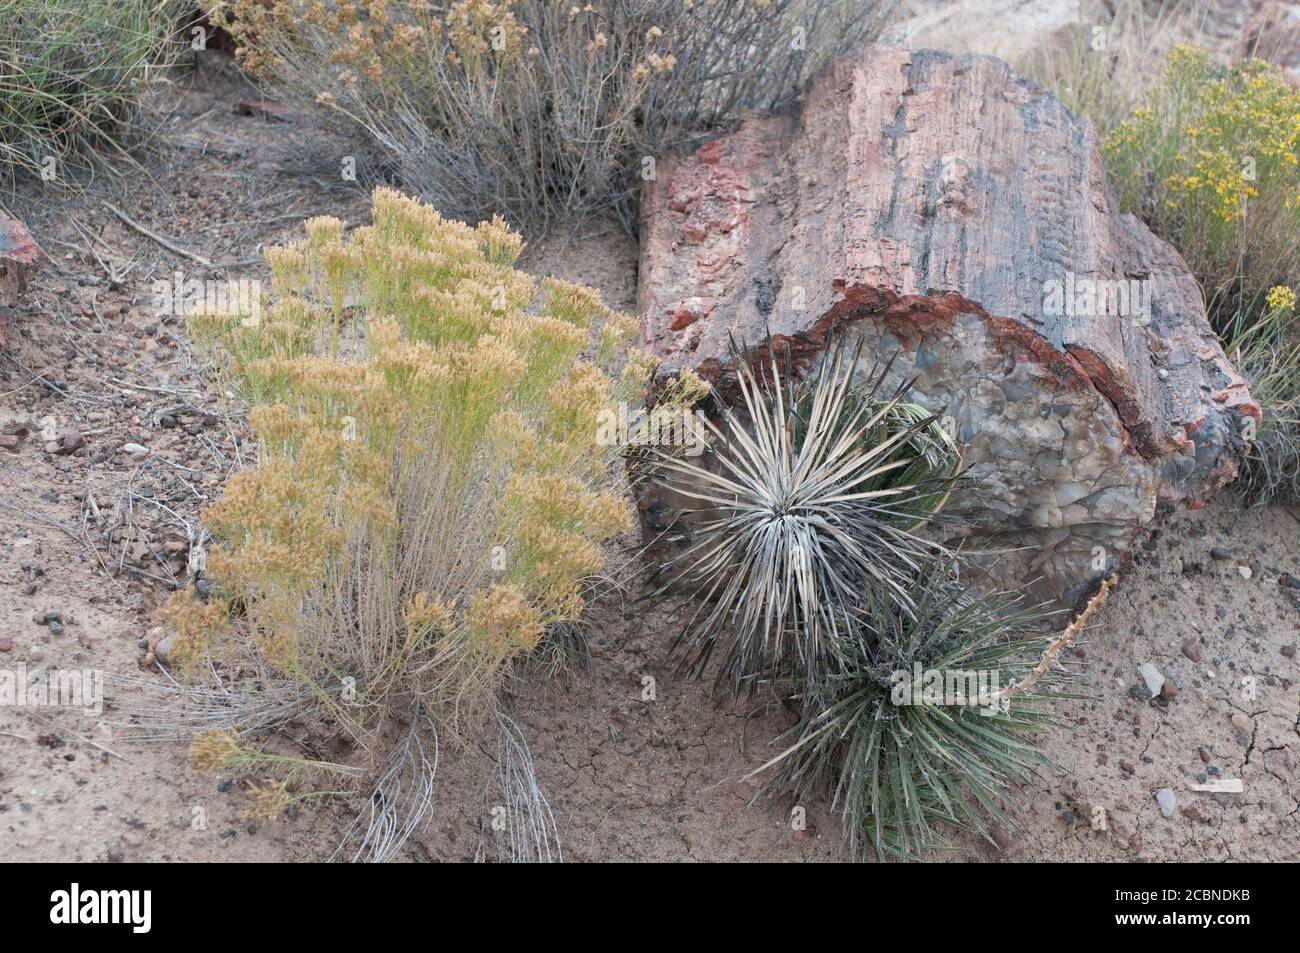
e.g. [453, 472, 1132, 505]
[650, 337, 959, 694]
[763, 557, 1060, 859]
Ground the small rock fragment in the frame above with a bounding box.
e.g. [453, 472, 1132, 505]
[1137, 661, 1165, 698]
[1156, 788, 1176, 818]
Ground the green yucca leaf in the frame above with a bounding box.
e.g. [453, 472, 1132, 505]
[649, 336, 961, 694]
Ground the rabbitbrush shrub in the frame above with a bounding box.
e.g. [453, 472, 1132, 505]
[172, 188, 646, 860]
[209, 0, 895, 235]
[648, 340, 1072, 858]
[1102, 46, 1300, 320]
[0, 0, 185, 187]
[1100, 46, 1300, 503]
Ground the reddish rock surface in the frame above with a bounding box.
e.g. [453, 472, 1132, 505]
[636, 47, 1258, 607]
[0, 211, 40, 347]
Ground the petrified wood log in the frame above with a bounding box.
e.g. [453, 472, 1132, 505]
[1, 212, 39, 305]
[636, 47, 1258, 607]
[0, 212, 39, 348]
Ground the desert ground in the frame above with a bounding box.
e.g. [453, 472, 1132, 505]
[1, 0, 1297, 862]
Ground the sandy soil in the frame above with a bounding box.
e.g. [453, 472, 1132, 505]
[1, 11, 1296, 863]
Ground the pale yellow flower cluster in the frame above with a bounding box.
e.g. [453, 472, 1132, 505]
[177, 187, 638, 719]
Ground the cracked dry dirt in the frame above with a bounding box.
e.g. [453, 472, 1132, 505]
[2, 38, 1298, 863]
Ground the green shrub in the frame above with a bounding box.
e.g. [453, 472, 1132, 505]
[1099, 46, 1300, 501]
[0, 0, 185, 187]
[1102, 46, 1300, 320]
[177, 189, 644, 860]
[211, 0, 894, 235]
[1052, 32, 1300, 503]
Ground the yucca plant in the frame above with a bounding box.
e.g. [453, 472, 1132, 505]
[649, 337, 959, 695]
[646, 335, 1097, 858]
[761, 557, 1060, 859]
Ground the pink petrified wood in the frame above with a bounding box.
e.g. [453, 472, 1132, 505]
[0, 211, 40, 347]
[636, 47, 1258, 607]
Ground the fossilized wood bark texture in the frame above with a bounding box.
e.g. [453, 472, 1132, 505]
[637, 47, 1258, 607]
[0, 211, 40, 310]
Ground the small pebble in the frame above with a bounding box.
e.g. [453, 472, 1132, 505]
[1137, 662, 1165, 698]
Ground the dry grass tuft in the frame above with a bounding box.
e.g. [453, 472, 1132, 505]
[209, 0, 895, 235]
[167, 187, 642, 859]
[0, 0, 188, 188]
[1017, 0, 1211, 139]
